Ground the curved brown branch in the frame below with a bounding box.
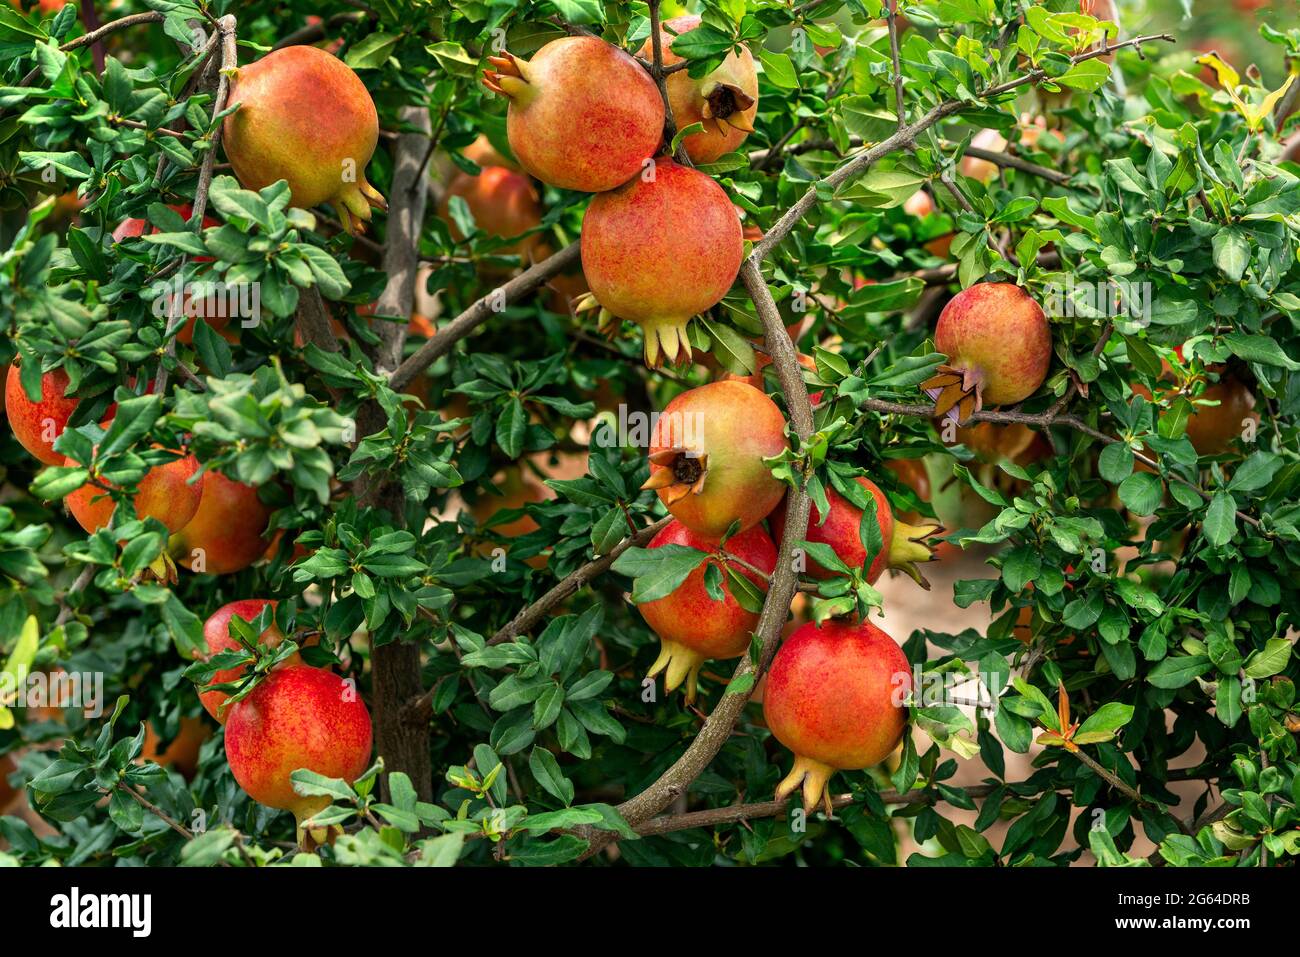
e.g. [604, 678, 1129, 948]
[389, 242, 581, 391]
[634, 784, 1000, 838]
[154, 14, 236, 396]
[961, 146, 1072, 185]
[485, 515, 673, 649]
[575, 236, 820, 862]
[857, 398, 1265, 531]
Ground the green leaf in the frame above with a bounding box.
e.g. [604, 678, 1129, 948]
[1146, 655, 1211, 689]
[1243, 639, 1292, 679]
[345, 32, 402, 69]
[758, 50, 799, 89]
[611, 544, 708, 603]
[1203, 492, 1237, 548]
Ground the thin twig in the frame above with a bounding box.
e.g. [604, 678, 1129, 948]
[389, 243, 582, 391]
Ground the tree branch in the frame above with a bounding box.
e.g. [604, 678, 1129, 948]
[961, 146, 1072, 185]
[373, 104, 433, 373]
[483, 516, 673, 649]
[389, 242, 581, 391]
[634, 784, 1000, 837]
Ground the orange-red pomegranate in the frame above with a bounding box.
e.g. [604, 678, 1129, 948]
[637, 520, 776, 701]
[65, 453, 203, 534]
[643, 380, 789, 538]
[923, 282, 1051, 422]
[224, 664, 372, 840]
[483, 37, 664, 192]
[764, 618, 912, 812]
[223, 45, 385, 233]
[441, 165, 543, 259]
[170, 471, 272, 575]
[771, 475, 936, 585]
[581, 157, 742, 366]
[639, 16, 758, 164]
[196, 599, 293, 723]
[5, 363, 82, 465]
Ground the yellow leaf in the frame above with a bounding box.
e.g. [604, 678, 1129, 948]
[1036, 731, 1068, 747]
[1244, 73, 1297, 132]
[1196, 52, 1240, 91]
[1, 615, 39, 683]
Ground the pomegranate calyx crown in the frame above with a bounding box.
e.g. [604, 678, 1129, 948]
[775, 754, 837, 816]
[481, 51, 533, 102]
[700, 82, 756, 134]
[889, 519, 942, 590]
[646, 638, 707, 703]
[335, 177, 388, 235]
[921, 362, 983, 424]
[641, 448, 709, 505]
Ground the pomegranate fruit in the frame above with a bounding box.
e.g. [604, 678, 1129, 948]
[224, 664, 372, 840]
[223, 45, 385, 233]
[462, 133, 517, 171]
[65, 452, 204, 535]
[959, 128, 1008, 182]
[1184, 377, 1257, 455]
[170, 471, 272, 575]
[1133, 364, 1258, 457]
[196, 599, 293, 723]
[770, 475, 937, 586]
[4, 363, 83, 465]
[922, 282, 1051, 422]
[441, 165, 543, 259]
[637, 520, 777, 702]
[482, 37, 664, 193]
[467, 466, 551, 569]
[580, 157, 742, 366]
[643, 380, 789, 538]
[764, 618, 911, 812]
[904, 189, 935, 217]
[638, 16, 758, 164]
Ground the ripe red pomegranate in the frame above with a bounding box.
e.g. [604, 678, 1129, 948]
[764, 618, 911, 812]
[637, 520, 777, 701]
[462, 133, 517, 171]
[643, 380, 789, 539]
[224, 664, 372, 841]
[770, 475, 937, 585]
[223, 46, 385, 233]
[1184, 377, 1257, 455]
[4, 363, 82, 465]
[170, 471, 272, 575]
[483, 37, 664, 192]
[196, 599, 293, 723]
[440, 165, 543, 260]
[922, 282, 1051, 422]
[581, 157, 742, 366]
[1133, 360, 1258, 457]
[904, 189, 935, 217]
[959, 128, 1008, 182]
[65, 453, 204, 535]
[639, 16, 758, 164]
